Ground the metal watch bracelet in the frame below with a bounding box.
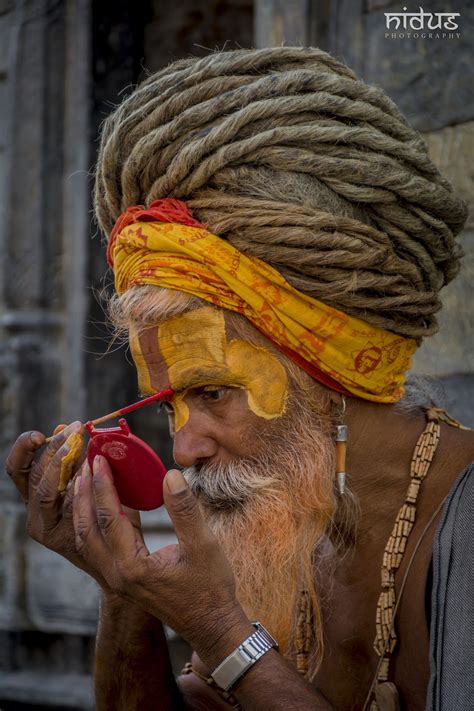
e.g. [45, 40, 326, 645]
[211, 622, 279, 692]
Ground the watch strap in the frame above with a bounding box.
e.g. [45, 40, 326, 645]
[211, 622, 278, 691]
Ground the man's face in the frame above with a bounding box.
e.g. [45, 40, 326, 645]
[129, 305, 336, 658]
[129, 306, 290, 473]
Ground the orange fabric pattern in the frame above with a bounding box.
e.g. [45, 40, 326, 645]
[109, 202, 417, 402]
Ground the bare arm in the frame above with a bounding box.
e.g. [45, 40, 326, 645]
[76, 463, 335, 710]
[96, 596, 333, 711]
[179, 626, 334, 711]
[220, 654, 333, 710]
[6, 432, 334, 709]
[95, 592, 186, 711]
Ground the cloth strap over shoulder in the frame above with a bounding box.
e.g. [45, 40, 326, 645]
[426, 461, 474, 710]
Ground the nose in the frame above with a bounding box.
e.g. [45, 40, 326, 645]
[172, 417, 219, 468]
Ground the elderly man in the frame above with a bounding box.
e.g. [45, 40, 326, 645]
[6, 47, 474, 710]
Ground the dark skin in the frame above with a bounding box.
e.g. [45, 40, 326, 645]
[6, 384, 474, 709]
[315, 403, 474, 709]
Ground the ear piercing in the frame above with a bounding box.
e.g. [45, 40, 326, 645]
[335, 397, 348, 496]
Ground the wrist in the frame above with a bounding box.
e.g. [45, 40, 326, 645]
[99, 588, 125, 609]
[193, 603, 254, 671]
[99, 589, 159, 626]
[211, 622, 279, 692]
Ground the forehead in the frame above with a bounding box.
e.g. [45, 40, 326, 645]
[129, 305, 289, 422]
[160, 307, 227, 367]
[129, 307, 232, 393]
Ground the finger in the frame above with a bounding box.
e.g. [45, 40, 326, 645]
[91, 456, 142, 558]
[5, 431, 45, 503]
[35, 421, 83, 486]
[36, 439, 75, 531]
[23, 423, 82, 541]
[57, 432, 85, 493]
[72, 461, 104, 558]
[72, 460, 123, 587]
[163, 469, 215, 553]
[63, 458, 88, 520]
[54, 424, 86, 477]
[32, 422, 83, 501]
[122, 505, 141, 527]
[122, 506, 145, 546]
[53, 424, 68, 436]
[35, 427, 84, 530]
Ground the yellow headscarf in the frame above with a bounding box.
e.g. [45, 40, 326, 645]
[108, 200, 417, 402]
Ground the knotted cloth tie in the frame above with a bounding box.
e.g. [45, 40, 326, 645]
[107, 199, 417, 402]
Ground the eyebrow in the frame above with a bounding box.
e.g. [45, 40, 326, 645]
[173, 370, 230, 394]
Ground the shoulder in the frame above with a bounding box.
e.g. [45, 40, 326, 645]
[423, 423, 474, 507]
[422, 424, 474, 567]
[436, 421, 474, 473]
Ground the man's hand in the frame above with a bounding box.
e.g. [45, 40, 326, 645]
[5, 423, 88, 565]
[5, 426, 143, 591]
[72, 455, 251, 664]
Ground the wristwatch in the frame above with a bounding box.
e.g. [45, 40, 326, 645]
[211, 622, 279, 691]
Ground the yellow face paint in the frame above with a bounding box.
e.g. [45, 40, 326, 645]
[157, 307, 288, 431]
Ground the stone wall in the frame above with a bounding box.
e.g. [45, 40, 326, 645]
[413, 121, 474, 425]
[255, 0, 474, 426]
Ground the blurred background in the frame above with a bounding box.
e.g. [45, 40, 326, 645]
[0, 0, 472, 708]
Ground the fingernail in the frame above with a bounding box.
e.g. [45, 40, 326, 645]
[93, 455, 102, 476]
[166, 469, 187, 494]
[61, 421, 82, 437]
[74, 475, 81, 495]
[31, 432, 44, 447]
[53, 421, 81, 443]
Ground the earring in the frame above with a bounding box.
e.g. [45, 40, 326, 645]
[335, 397, 348, 496]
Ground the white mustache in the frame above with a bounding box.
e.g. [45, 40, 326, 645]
[180, 390, 335, 512]
[183, 458, 281, 510]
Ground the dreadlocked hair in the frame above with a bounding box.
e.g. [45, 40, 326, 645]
[95, 46, 467, 341]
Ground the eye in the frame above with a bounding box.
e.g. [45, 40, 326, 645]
[157, 401, 174, 415]
[200, 386, 228, 401]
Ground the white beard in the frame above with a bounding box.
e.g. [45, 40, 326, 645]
[182, 396, 337, 674]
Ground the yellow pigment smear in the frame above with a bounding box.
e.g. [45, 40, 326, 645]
[58, 432, 84, 493]
[158, 307, 288, 431]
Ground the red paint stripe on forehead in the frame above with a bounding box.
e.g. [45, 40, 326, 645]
[136, 326, 168, 393]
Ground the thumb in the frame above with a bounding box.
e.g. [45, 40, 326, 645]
[163, 469, 208, 549]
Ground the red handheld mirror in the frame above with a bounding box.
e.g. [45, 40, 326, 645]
[73, 387, 175, 511]
[86, 418, 167, 511]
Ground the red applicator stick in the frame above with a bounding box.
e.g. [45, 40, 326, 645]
[45, 387, 174, 442]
